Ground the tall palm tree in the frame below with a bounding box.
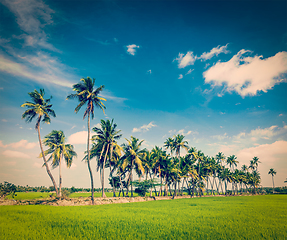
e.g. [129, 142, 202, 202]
[21, 89, 59, 196]
[252, 156, 260, 172]
[164, 137, 175, 155]
[41, 130, 77, 197]
[173, 134, 189, 197]
[216, 152, 226, 194]
[66, 77, 106, 203]
[122, 136, 145, 197]
[227, 155, 238, 194]
[268, 168, 277, 194]
[92, 119, 122, 197]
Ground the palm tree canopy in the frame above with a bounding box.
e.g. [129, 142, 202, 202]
[163, 137, 175, 154]
[90, 119, 122, 169]
[173, 134, 189, 156]
[216, 152, 226, 164]
[21, 89, 56, 129]
[122, 136, 145, 175]
[268, 168, 277, 176]
[66, 77, 106, 119]
[41, 130, 77, 168]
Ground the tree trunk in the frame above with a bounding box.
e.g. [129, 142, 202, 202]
[272, 175, 275, 194]
[87, 114, 94, 204]
[37, 125, 59, 197]
[160, 176, 163, 196]
[130, 168, 133, 197]
[164, 175, 168, 196]
[59, 155, 62, 198]
[102, 144, 109, 198]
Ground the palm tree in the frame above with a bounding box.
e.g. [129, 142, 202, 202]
[252, 156, 260, 172]
[21, 89, 59, 196]
[173, 134, 189, 197]
[122, 136, 145, 197]
[216, 152, 226, 194]
[268, 168, 277, 194]
[92, 119, 122, 197]
[67, 77, 106, 204]
[227, 155, 238, 194]
[41, 130, 77, 197]
[163, 137, 175, 155]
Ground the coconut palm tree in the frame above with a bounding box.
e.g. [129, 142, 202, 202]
[173, 134, 189, 197]
[164, 137, 175, 155]
[21, 89, 59, 196]
[122, 136, 145, 197]
[216, 152, 226, 194]
[92, 119, 122, 197]
[41, 130, 77, 197]
[268, 168, 277, 194]
[66, 77, 106, 204]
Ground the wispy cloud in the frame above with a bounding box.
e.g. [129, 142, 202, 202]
[126, 44, 140, 55]
[233, 125, 287, 143]
[0, 53, 75, 88]
[178, 74, 183, 79]
[1, 0, 58, 51]
[0, 139, 37, 149]
[199, 44, 229, 61]
[132, 122, 157, 133]
[204, 50, 287, 97]
[2, 150, 30, 159]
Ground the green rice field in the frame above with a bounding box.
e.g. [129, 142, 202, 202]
[0, 195, 286, 239]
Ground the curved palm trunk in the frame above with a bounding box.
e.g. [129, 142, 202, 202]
[37, 125, 59, 197]
[87, 114, 94, 204]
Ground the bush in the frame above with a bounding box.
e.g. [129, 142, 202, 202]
[133, 180, 153, 197]
[0, 181, 17, 199]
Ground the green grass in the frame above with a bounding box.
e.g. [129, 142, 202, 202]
[5, 192, 52, 200]
[5, 191, 140, 200]
[1, 195, 286, 239]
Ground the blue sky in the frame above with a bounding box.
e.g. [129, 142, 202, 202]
[0, 0, 286, 188]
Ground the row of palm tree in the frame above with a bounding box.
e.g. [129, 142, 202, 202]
[21, 77, 264, 203]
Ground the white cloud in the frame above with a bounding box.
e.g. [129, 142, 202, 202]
[279, 114, 283, 117]
[186, 69, 193, 75]
[126, 44, 140, 55]
[204, 50, 287, 97]
[2, 119, 7, 122]
[2, 150, 30, 159]
[1, 0, 58, 51]
[147, 70, 152, 74]
[0, 139, 37, 149]
[233, 125, 287, 143]
[211, 133, 228, 141]
[178, 74, 183, 79]
[237, 140, 287, 167]
[0, 53, 74, 88]
[68, 131, 88, 144]
[132, 122, 157, 133]
[174, 51, 197, 68]
[177, 129, 197, 136]
[199, 44, 229, 61]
